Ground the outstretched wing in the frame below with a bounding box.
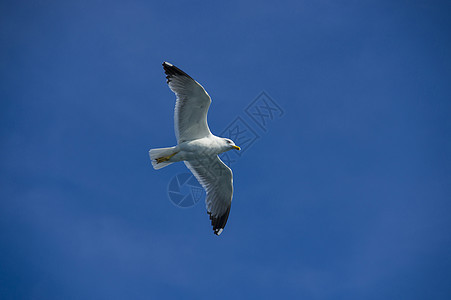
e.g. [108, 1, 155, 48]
[184, 156, 233, 235]
[162, 62, 212, 143]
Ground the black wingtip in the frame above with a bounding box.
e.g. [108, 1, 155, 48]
[162, 61, 193, 83]
[162, 61, 173, 68]
[209, 206, 231, 236]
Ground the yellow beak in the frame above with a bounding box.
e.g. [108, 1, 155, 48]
[232, 145, 241, 151]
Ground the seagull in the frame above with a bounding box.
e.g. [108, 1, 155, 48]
[149, 62, 240, 235]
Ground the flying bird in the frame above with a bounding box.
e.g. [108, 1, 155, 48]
[149, 62, 240, 235]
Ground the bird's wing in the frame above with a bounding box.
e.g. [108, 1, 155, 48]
[162, 62, 212, 143]
[184, 156, 233, 235]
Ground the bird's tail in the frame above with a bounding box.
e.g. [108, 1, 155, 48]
[149, 146, 177, 170]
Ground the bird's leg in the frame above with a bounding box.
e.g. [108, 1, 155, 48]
[156, 152, 178, 164]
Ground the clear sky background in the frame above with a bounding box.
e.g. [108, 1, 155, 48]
[1, 1, 450, 299]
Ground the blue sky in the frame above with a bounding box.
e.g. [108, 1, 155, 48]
[1, 0, 450, 299]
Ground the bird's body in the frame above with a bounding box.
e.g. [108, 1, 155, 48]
[169, 136, 233, 162]
[149, 62, 240, 235]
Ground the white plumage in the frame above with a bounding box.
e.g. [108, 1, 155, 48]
[149, 62, 240, 235]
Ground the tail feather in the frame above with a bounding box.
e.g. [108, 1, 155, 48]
[149, 146, 177, 170]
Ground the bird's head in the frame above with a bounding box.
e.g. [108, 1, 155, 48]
[222, 138, 240, 152]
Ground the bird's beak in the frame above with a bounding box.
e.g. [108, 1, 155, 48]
[232, 145, 241, 150]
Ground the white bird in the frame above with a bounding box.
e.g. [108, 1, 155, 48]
[149, 62, 240, 235]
